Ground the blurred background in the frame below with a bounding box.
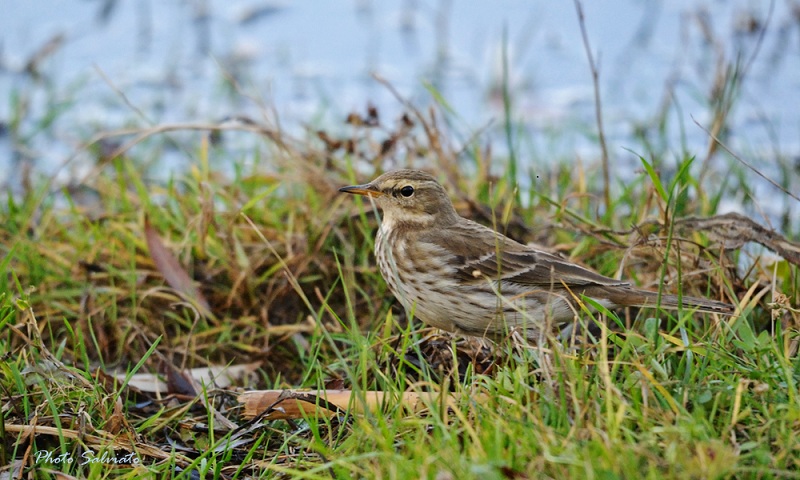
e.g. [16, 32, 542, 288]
[1, 0, 798, 217]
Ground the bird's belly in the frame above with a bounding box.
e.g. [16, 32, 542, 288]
[380, 261, 560, 337]
[376, 228, 581, 339]
[388, 272, 583, 339]
[375, 231, 464, 332]
[401, 282, 570, 339]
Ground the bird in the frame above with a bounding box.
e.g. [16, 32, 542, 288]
[339, 169, 736, 342]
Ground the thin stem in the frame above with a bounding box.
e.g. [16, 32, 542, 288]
[574, 0, 610, 212]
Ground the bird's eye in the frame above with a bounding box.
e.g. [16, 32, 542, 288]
[399, 185, 415, 197]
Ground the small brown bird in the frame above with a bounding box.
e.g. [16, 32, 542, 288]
[340, 169, 735, 342]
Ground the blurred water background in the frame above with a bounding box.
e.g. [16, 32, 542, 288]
[0, 0, 798, 221]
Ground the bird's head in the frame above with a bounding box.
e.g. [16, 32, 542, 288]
[339, 169, 459, 228]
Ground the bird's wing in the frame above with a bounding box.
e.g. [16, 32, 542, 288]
[464, 248, 628, 288]
[423, 220, 627, 288]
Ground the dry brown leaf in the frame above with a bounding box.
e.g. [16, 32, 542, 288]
[116, 363, 261, 393]
[237, 389, 480, 420]
[144, 216, 213, 318]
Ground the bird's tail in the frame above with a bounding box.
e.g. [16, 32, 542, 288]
[596, 285, 736, 315]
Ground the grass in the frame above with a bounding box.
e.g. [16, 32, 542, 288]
[2, 42, 800, 480]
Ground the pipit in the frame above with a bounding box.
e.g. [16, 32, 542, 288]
[340, 169, 735, 342]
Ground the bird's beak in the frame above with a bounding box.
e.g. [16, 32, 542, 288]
[339, 183, 385, 198]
